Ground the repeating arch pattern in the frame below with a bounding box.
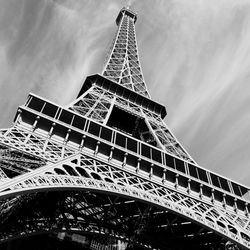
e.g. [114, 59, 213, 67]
[0, 153, 249, 249]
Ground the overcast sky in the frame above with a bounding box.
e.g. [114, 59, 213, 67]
[0, 0, 250, 186]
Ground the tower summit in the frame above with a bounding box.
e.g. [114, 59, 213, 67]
[0, 6, 249, 250]
[116, 7, 137, 25]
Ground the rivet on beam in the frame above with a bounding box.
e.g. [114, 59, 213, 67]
[32, 116, 40, 131]
[15, 109, 22, 125]
[48, 122, 56, 138]
[122, 152, 128, 167]
[234, 198, 238, 213]
[149, 164, 154, 179]
[187, 179, 191, 194]
[136, 158, 141, 173]
[211, 189, 215, 203]
[199, 184, 203, 199]
[108, 147, 114, 161]
[64, 129, 71, 144]
[94, 141, 100, 155]
[222, 194, 226, 208]
[245, 202, 249, 217]
[175, 174, 179, 189]
[79, 135, 86, 149]
[162, 169, 166, 184]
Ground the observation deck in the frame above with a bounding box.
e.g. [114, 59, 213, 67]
[116, 7, 137, 25]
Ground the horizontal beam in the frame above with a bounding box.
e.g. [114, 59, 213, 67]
[76, 74, 167, 119]
[11, 94, 250, 212]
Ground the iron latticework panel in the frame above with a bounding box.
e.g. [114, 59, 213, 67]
[102, 8, 149, 98]
[0, 6, 249, 250]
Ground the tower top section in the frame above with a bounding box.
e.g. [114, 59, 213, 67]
[102, 7, 149, 97]
[116, 7, 137, 25]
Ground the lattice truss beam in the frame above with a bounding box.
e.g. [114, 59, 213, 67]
[69, 85, 195, 163]
[0, 127, 78, 182]
[102, 8, 149, 98]
[0, 128, 77, 162]
[0, 151, 249, 249]
[70, 86, 115, 124]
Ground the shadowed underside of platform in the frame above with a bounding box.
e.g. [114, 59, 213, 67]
[0, 191, 225, 250]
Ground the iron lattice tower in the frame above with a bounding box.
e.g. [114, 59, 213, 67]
[0, 7, 250, 250]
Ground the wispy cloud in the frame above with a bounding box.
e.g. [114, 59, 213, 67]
[0, 0, 120, 125]
[134, 0, 250, 184]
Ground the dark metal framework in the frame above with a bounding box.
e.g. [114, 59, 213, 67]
[0, 6, 249, 250]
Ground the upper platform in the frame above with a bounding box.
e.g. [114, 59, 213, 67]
[116, 7, 137, 25]
[77, 74, 167, 119]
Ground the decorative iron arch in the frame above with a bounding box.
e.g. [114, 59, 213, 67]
[0, 175, 246, 249]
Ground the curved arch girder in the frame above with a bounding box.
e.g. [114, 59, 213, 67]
[0, 174, 249, 249]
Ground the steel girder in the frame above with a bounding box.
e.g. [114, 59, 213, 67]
[0, 127, 77, 163]
[0, 118, 249, 248]
[69, 85, 195, 163]
[0, 148, 249, 249]
[70, 86, 115, 124]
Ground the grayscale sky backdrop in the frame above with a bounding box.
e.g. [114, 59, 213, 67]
[0, 0, 250, 186]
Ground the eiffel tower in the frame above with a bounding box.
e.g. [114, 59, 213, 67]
[0, 6, 250, 250]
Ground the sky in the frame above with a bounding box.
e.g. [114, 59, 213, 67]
[0, 0, 250, 186]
